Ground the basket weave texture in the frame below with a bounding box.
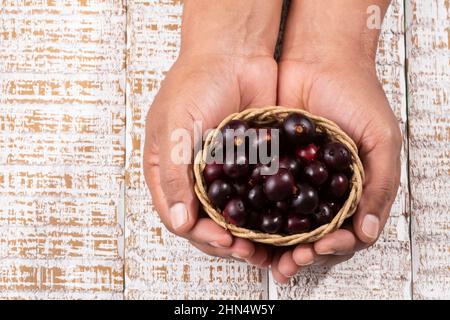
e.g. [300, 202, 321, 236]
[193, 106, 364, 246]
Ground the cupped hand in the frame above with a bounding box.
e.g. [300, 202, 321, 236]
[271, 55, 402, 283]
[143, 53, 277, 266]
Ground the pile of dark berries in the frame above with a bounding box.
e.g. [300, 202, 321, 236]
[203, 113, 352, 235]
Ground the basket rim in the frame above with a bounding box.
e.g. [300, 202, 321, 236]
[193, 106, 364, 246]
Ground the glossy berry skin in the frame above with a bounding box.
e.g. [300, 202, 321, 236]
[221, 119, 249, 148]
[260, 211, 283, 234]
[208, 180, 234, 209]
[203, 163, 224, 185]
[233, 182, 249, 197]
[246, 211, 262, 229]
[284, 214, 311, 234]
[328, 201, 341, 215]
[329, 173, 349, 198]
[291, 183, 319, 215]
[279, 156, 302, 178]
[304, 161, 329, 186]
[247, 185, 269, 210]
[223, 198, 246, 227]
[296, 143, 319, 165]
[250, 163, 267, 185]
[313, 131, 329, 145]
[313, 203, 334, 226]
[274, 201, 289, 212]
[263, 168, 295, 202]
[322, 142, 351, 171]
[282, 114, 316, 145]
[223, 154, 249, 179]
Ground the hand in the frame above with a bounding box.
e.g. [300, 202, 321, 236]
[271, 0, 401, 283]
[144, 0, 283, 266]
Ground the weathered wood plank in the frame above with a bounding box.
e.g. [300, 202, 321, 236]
[124, 0, 268, 300]
[272, 0, 412, 299]
[0, 0, 126, 299]
[406, 0, 450, 300]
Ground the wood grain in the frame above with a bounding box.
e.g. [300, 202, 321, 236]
[124, 0, 267, 300]
[272, 0, 412, 299]
[0, 0, 126, 299]
[406, 0, 450, 300]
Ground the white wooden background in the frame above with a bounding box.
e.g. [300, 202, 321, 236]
[0, 0, 448, 299]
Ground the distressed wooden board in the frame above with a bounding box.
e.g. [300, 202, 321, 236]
[272, 0, 412, 299]
[406, 0, 450, 300]
[0, 0, 126, 299]
[124, 0, 268, 300]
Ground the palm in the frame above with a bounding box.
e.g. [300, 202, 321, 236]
[145, 54, 277, 264]
[149, 55, 277, 137]
[278, 60, 399, 155]
[270, 59, 402, 282]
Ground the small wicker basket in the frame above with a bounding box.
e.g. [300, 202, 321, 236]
[193, 106, 364, 246]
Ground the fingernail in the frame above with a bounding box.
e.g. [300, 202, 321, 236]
[362, 214, 380, 240]
[316, 249, 335, 255]
[170, 203, 188, 230]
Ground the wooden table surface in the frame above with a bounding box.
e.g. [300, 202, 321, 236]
[0, 0, 448, 300]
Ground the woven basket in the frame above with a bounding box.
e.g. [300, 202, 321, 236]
[193, 106, 364, 246]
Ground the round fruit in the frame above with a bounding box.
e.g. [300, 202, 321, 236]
[329, 173, 349, 198]
[223, 198, 246, 227]
[313, 131, 329, 145]
[274, 200, 289, 212]
[249, 127, 277, 159]
[279, 155, 302, 178]
[207, 180, 234, 209]
[304, 161, 329, 186]
[247, 185, 269, 210]
[221, 119, 249, 148]
[328, 201, 341, 214]
[322, 142, 351, 171]
[246, 210, 262, 229]
[282, 114, 316, 144]
[284, 214, 311, 234]
[203, 162, 224, 185]
[249, 163, 271, 185]
[291, 183, 319, 214]
[260, 211, 283, 234]
[313, 203, 334, 225]
[296, 143, 319, 165]
[223, 153, 249, 179]
[263, 168, 295, 202]
[233, 182, 249, 197]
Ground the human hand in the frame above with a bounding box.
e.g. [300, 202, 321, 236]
[271, 0, 401, 283]
[144, 0, 283, 266]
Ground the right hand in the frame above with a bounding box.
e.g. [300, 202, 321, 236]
[143, 53, 277, 265]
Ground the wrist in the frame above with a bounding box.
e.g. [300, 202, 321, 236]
[180, 0, 283, 58]
[281, 0, 391, 63]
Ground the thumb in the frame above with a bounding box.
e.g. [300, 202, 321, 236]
[158, 110, 200, 236]
[353, 131, 401, 245]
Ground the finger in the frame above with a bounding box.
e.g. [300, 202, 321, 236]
[270, 251, 290, 284]
[245, 243, 270, 267]
[314, 228, 366, 256]
[228, 238, 256, 260]
[190, 241, 232, 258]
[353, 132, 401, 245]
[190, 238, 256, 261]
[292, 243, 323, 266]
[278, 250, 299, 277]
[190, 218, 233, 248]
